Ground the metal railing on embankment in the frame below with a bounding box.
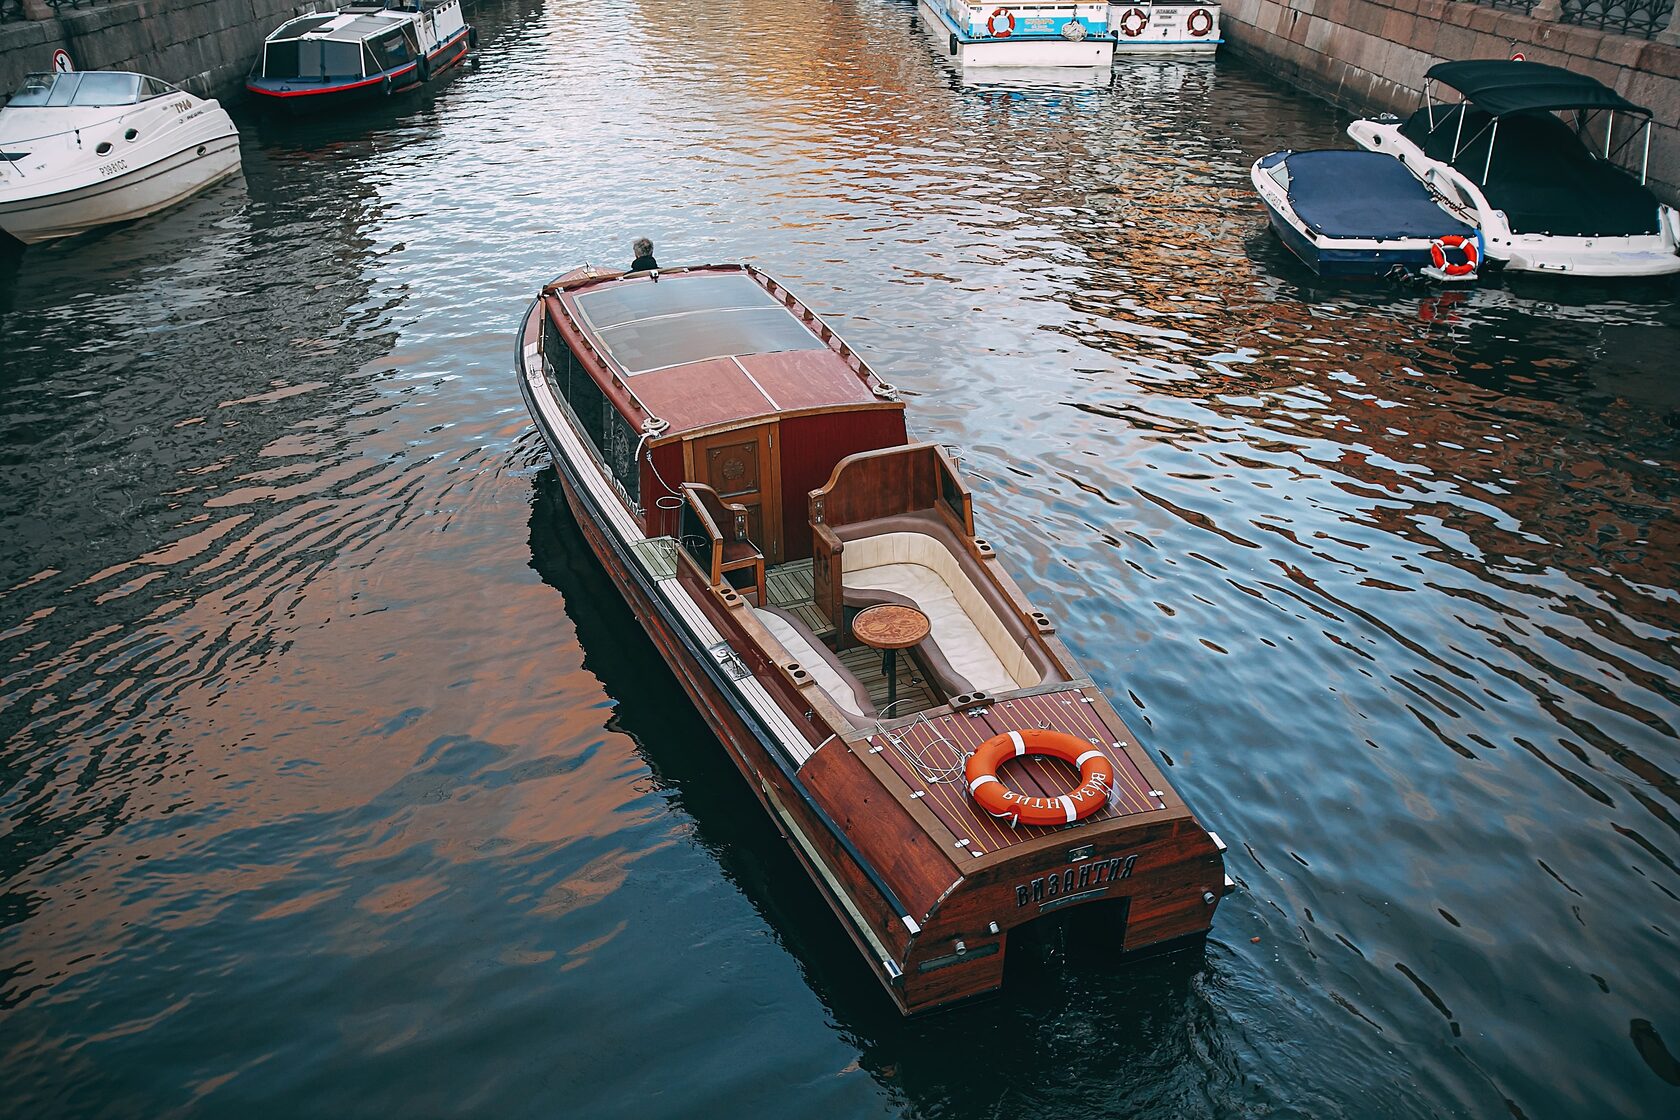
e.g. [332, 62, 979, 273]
[1559, 0, 1674, 39]
[4, 2, 108, 25]
[1462, 0, 1677, 40]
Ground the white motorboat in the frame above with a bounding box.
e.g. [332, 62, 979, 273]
[1348, 60, 1680, 278]
[0, 70, 240, 246]
[917, 2, 1220, 70]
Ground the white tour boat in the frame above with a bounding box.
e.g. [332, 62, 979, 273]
[1348, 60, 1680, 278]
[0, 69, 240, 246]
[918, 1, 1221, 69]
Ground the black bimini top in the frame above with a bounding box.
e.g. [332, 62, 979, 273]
[1427, 60, 1649, 117]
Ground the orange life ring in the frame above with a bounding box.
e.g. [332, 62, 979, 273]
[1429, 233, 1479, 277]
[1186, 7, 1214, 36]
[965, 729, 1116, 828]
[1118, 6, 1148, 36]
[987, 7, 1015, 37]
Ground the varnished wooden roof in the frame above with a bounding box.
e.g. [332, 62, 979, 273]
[543, 265, 895, 439]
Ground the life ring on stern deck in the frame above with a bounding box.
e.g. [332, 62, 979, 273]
[1429, 233, 1479, 277]
[965, 729, 1116, 828]
[1118, 7, 1149, 36]
[1187, 7, 1215, 36]
[987, 7, 1015, 37]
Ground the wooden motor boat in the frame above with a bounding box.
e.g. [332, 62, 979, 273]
[246, 0, 474, 109]
[0, 70, 240, 246]
[515, 263, 1232, 1015]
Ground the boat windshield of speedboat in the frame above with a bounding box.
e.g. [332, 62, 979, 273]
[5, 71, 180, 110]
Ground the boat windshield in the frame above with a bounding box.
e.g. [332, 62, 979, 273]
[7, 72, 145, 108]
[264, 39, 367, 80]
[574, 274, 827, 375]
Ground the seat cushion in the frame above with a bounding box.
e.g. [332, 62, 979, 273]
[753, 607, 877, 724]
[844, 559, 1021, 695]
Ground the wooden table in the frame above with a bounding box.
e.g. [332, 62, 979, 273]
[851, 604, 931, 711]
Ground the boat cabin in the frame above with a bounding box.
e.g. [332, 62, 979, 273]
[248, 0, 469, 100]
[537, 265, 1079, 723]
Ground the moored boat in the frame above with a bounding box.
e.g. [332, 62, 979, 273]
[246, 0, 474, 109]
[1252, 149, 1483, 281]
[918, 1, 1221, 69]
[0, 69, 240, 246]
[515, 263, 1232, 1015]
[1348, 60, 1680, 278]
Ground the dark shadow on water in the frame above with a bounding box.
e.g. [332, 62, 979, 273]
[525, 467, 1230, 1113]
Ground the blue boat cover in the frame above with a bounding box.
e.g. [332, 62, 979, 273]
[1285, 150, 1474, 240]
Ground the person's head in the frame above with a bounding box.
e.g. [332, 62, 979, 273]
[633, 237, 654, 259]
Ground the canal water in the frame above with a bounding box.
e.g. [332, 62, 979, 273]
[3, 1, 1678, 1115]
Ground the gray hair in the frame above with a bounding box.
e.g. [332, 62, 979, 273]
[632, 237, 653, 258]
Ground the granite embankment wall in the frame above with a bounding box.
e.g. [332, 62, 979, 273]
[1219, 0, 1680, 204]
[1, 0, 317, 99]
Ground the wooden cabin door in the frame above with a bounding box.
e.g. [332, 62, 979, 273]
[690, 424, 781, 565]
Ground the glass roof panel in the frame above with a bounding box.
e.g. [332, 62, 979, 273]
[596, 307, 825, 375]
[574, 274, 780, 332]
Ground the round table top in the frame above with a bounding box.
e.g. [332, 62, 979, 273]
[852, 604, 931, 650]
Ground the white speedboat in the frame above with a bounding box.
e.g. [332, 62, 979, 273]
[1348, 60, 1680, 278]
[917, 2, 1220, 69]
[0, 70, 240, 246]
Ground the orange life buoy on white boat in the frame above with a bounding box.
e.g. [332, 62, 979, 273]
[987, 7, 1015, 37]
[1118, 6, 1149, 36]
[1187, 7, 1215, 36]
[1429, 234, 1479, 277]
[965, 729, 1116, 828]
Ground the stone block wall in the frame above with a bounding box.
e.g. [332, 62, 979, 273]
[1218, 0, 1680, 204]
[1, 0, 319, 99]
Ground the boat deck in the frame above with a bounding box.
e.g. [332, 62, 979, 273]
[863, 687, 1166, 857]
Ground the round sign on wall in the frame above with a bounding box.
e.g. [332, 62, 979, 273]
[1510, 51, 1526, 61]
[51, 48, 74, 73]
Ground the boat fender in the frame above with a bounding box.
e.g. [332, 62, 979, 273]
[1187, 7, 1214, 36]
[1118, 7, 1148, 36]
[468, 25, 479, 49]
[950, 32, 958, 56]
[964, 729, 1116, 828]
[382, 73, 394, 96]
[986, 7, 1014, 37]
[1428, 233, 1478, 278]
[417, 51, 432, 83]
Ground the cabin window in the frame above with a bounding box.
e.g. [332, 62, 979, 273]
[263, 42, 303, 79]
[541, 316, 640, 506]
[139, 77, 175, 100]
[321, 41, 365, 78]
[363, 45, 382, 77]
[370, 30, 414, 71]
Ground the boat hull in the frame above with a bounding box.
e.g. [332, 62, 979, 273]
[918, 0, 1115, 69]
[0, 134, 240, 245]
[516, 288, 1227, 1014]
[246, 27, 472, 110]
[1250, 152, 1480, 280]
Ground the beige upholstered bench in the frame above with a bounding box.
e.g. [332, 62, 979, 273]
[753, 605, 879, 725]
[841, 532, 1041, 698]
